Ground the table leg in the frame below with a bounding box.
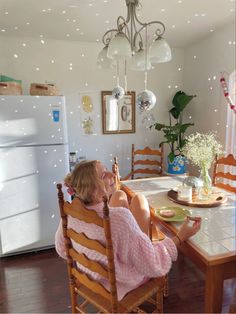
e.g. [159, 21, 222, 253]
[205, 265, 223, 313]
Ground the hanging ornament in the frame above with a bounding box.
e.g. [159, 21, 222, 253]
[141, 112, 155, 129]
[137, 27, 156, 112]
[220, 73, 236, 114]
[111, 60, 125, 100]
[112, 85, 125, 100]
[137, 90, 156, 112]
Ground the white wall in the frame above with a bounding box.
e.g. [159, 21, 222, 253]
[0, 35, 184, 176]
[183, 22, 235, 148]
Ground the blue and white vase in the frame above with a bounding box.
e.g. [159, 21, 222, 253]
[167, 155, 186, 175]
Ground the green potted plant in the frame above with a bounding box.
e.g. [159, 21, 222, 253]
[150, 90, 196, 174]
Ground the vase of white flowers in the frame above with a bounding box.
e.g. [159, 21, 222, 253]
[199, 165, 212, 198]
[182, 132, 222, 199]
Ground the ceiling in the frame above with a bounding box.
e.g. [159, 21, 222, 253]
[0, 0, 235, 48]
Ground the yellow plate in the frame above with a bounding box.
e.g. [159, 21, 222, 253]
[155, 206, 190, 222]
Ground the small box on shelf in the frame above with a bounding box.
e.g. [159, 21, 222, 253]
[69, 154, 86, 171]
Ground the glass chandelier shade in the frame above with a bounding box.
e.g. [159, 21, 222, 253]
[97, 46, 114, 69]
[130, 48, 151, 71]
[149, 37, 172, 63]
[107, 32, 132, 60]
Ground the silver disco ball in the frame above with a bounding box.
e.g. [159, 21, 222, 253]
[112, 85, 125, 100]
[137, 90, 156, 112]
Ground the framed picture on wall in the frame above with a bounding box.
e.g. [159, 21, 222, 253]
[79, 91, 100, 135]
[101, 91, 136, 134]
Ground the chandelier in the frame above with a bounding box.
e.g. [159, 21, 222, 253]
[97, 0, 172, 111]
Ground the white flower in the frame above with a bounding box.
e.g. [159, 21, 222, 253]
[182, 132, 222, 169]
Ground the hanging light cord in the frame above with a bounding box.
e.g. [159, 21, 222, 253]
[116, 60, 120, 86]
[124, 60, 128, 92]
[144, 25, 148, 90]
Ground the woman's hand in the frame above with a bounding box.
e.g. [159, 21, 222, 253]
[177, 216, 202, 242]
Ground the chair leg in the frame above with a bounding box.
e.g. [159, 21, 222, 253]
[70, 284, 78, 314]
[156, 288, 164, 314]
[163, 275, 169, 297]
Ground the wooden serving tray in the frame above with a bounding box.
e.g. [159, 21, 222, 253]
[167, 189, 227, 208]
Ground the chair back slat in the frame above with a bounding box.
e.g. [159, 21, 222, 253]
[71, 268, 111, 300]
[213, 154, 236, 193]
[134, 146, 162, 156]
[67, 229, 106, 255]
[133, 168, 162, 175]
[214, 182, 236, 193]
[64, 199, 103, 227]
[215, 172, 236, 181]
[216, 154, 236, 166]
[134, 159, 162, 167]
[69, 248, 109, 279]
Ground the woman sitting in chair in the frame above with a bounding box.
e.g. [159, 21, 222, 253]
[55, 160, 201, 301]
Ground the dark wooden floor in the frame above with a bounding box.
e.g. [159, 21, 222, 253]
[0, 248, 235, 313]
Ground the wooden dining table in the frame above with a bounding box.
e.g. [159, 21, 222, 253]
[121, 175, 236, 314]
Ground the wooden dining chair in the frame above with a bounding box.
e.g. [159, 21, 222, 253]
[57, 184, 165, 314]
[122, 144, 164, 180]
[212, 154, 236, 193]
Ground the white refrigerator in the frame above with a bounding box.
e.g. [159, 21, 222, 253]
[0, 96, 69, 256]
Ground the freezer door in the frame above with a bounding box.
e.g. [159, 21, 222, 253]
[0, 144, 69, 256]
[0, 96, 68, 146]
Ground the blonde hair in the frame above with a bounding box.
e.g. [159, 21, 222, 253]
[64, 160, 105, 204]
